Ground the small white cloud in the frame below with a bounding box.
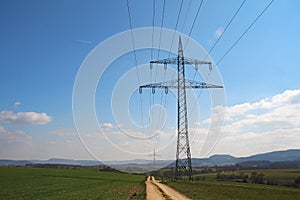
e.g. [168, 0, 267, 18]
[101, 123, 114, 129]
[48, 128, 76, 137]
[0, 110, 52, 125]
[13, 102, 21, 109]
[214, 27, 224, 39]
[74, 39, 93, 44]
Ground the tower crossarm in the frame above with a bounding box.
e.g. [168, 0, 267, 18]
[150, 57, 212, 71]
[139, 79, 223, 92]
[150, 58, 178, 65]
[185, 80, 223, 89]
[182, 58, 211, 66]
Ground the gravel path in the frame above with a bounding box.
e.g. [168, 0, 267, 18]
[146, 176, 191, 200]
[146, 176, 165, 200]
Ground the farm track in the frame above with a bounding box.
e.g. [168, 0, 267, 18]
[146, 176, 191, 200]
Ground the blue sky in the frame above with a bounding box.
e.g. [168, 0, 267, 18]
[1, 0, 300, 161]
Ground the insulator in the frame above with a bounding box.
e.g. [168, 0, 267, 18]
[165, 87, 168, 94]
[150, 62, 153, 70]
[164, 63, 167, 70]
[209, 64, 212, 71]
[139, 87, 142, 94]
[152, 87, 155, 94]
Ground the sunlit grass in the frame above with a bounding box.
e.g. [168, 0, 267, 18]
[0, 167, 146, 200]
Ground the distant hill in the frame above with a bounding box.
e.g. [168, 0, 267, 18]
[0, 159, 31, 166]
[203, 149, 300, 166]
[30, 158, 103, 166]
[192, 154, 239, 166]
[1, 149, 299, 168]
[239, 149, 300, 162]
[173, 149, 300, 167]
[236, 160, 300, 168]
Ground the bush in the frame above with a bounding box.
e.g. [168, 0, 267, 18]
[216, 172, 248, 182]
[266, 178, 278, 186]
[295, 177, 300, 187]
[249, 172, 265, 184]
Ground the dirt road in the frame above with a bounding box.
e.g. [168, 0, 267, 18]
[145, 176, 191, 200]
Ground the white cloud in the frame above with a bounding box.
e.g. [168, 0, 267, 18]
[13, 102, 21, 108]
[101, 123, 114, 129]
[0, 126, 37, 159]
[225, 90, 300, 121]
[0, 110, 52, 125]
[2, 90, 299, 160]
[211, 128, 300, 157]
[90, 90, 300, 159]
[214, 27, 224, 39]
[202, 90, 300, 157]
[48, 127, 76, 137]
[0, 125, 91, 160]
[0, 125, 32, 144]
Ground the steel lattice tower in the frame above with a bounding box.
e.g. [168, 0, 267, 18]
[139, 37, 222, 181]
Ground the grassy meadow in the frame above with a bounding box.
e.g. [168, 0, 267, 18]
[193, 168, 300, 186]
[1, 166, 300, 199]
[0, 166, 146, 200]
[166, 179, 300, 200]
[161, 168, 300, 200]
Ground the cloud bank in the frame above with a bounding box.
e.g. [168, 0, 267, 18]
[1, 90, 299, 160]
[205, 90, 300, 156]
[0, 110, 53, 125]
[0, 125, 32, 144]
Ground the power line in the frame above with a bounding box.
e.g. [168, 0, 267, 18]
[216, 0, 275, 65]
[166, 0, 206, 128]
[126, 0, 138, 70]
[192, 0, 247, 81]
[151, 0, 166, 156]
[153, 0, 166, 131]
[185, 0, 204, 49]
[168, 0, 184, 58]
[156, 0, 166, 61]
[148, 0, 156, 156]
[155, 0, 185, 150]
[151, 0, 156, 60]
[125, 0, 144, 127]
[189, 0, 275, 119]
[170, 0, 204, 83]
[187, 0, 204, 37]
[154, 0, 166, 83]
[206, 0, 247, 60]
[181, 0, 192, 31]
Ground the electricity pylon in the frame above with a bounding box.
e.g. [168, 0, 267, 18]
[148, 148, 161, 170]
[139, 37, 222, 181]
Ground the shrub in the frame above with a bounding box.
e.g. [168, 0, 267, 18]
[249, 172, 265, 184]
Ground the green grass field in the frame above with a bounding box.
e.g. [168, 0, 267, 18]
[165, 180, 300, 200]
[242, 169, 300, 186]
[0, 167, 146, 200]
[158, 168, 300, 199]
[2, 167, 300, 200]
